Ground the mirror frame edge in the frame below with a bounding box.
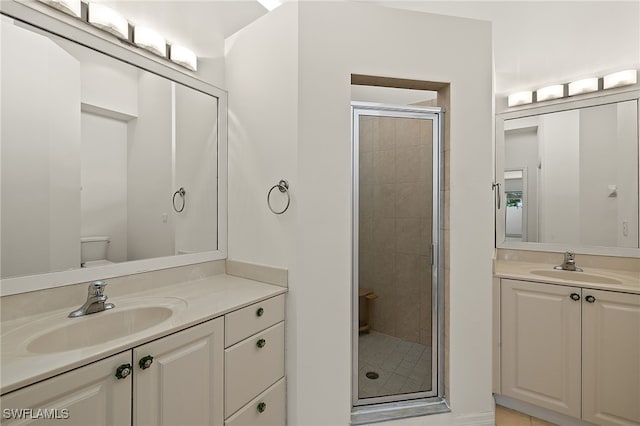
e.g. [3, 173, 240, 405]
[0, 1, 229, 296]
[495, 89, 640, 259]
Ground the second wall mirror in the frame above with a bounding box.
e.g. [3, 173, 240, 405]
[495, 91, 640, 256]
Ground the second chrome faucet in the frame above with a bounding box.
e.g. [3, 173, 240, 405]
[68, 280, 115, 318]
[554, 251, 583, 272]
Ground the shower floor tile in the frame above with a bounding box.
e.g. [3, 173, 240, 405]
[358, 331, 432, 399]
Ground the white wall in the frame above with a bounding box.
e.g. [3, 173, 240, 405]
[174, 83, 219, 254]
[505, 125, 539, 241]
[225, 3, 299, 267]
[226, 3, 494, 424]
[578, 101, 639, 248]
[579, 104, 618, 247]
[374, 1, 640, 96]
[615, 101, 639, 247]
[1, 17, 81, 278]
[80, 111, 128, 262]
[127, 71, 174, 260]
[539, 110, 580, 244]
[52, 37, 138, 117]
[535, 103, 639, 248]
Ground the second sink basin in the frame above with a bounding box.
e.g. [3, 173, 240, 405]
[530, 269, 622, 285]
[26, 303, 179, 354]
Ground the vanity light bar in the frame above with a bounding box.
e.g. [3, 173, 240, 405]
[134, 26, 167, 57]
[170, 45, 198, 72]
[508, 68, 638, 108]
[88, 3, 128, 40]
[508, 91, 533, 107]
[37, 0, 81, 17]
[40, 0, 200, 72]
[536, 85, 564, 102]
[568, 77, 598, 96]
[603, 69, 637, 90]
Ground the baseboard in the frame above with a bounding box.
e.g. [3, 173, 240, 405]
[494, 395, 598, 426]
[454, 411, 494, 426]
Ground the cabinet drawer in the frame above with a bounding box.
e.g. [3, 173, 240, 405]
[225, 295, 285, 348]
[225, 378, 285, 426]
[225, 322, 285, 417]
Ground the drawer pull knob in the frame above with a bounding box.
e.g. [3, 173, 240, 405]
[256, 307, 265, 317]
[570, 293, 580, 301]
[139, 355, 154, 370]
[257, 338, 267, 349]
[585, 295, 596, 303]
[257, 402, 267, 413]
[115, 363, 131, 380]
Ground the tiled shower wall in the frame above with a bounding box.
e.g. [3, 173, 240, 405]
[359, 115, 433, 346]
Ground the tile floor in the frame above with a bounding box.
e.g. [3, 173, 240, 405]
[357, 333, 558, 425]
[357, 331, 432, 399]
[495, 405, 558, 426]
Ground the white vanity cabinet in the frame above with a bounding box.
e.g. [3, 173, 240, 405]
[0, 320, 224, 426]
[224, 295, 286, 425]
[499, 279, 640, 425]
[0, 352, 132, 425]
[133, 317, 224, 426]
[582, 289, 640, 426]
[500, 279, 582, 417]
[0, 294, 287, 426]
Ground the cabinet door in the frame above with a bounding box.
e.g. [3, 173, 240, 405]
[133, 318, 224, 426]
[0, 352, 131, 425]
[582, 289, 640, 426]
[501, 279, 581, 418]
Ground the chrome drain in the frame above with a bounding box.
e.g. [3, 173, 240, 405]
[365, 371, 379, 380]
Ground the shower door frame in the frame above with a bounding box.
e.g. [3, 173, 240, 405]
[351, 102, 445, 411]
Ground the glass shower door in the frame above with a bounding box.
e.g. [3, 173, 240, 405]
[352, 103, 442, 407]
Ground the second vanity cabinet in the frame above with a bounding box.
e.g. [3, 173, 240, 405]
[0, 294, 286, 426]
[134, 318, 224, 426]
[0, 352, 132, 425]
[500, 279, 640, 425]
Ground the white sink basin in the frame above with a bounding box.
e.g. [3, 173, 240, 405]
[530, 270, 622, 285]
[25, 300, 184, 354]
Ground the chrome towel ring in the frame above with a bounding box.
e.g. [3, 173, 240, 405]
[267, 179, 290, 215]
[173, 187, 186, 213]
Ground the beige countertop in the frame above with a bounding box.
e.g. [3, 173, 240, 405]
[0, 274, 287, 395]
[494, 260, 640, 294]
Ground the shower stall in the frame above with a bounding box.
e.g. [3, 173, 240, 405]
[351, 102, 445, 420]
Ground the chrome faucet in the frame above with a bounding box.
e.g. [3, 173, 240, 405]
[68, 281, 115, 318]
[554, 251, 583, 272]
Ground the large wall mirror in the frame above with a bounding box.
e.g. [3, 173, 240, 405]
[0, 11, 227, 294]
[496, 91, 640, 256]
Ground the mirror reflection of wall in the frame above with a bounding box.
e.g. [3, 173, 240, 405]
[503, 100, 639, 248]
[0, 16, 219, 279]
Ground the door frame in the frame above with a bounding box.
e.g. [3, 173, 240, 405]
[351, 102, 444, 408]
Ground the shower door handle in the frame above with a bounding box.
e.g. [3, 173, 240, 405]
[492, 182, 502, 210]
